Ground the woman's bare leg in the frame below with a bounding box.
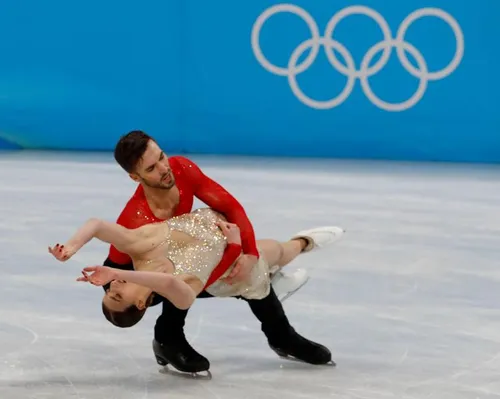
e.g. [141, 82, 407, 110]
[256, 238, 309, 269]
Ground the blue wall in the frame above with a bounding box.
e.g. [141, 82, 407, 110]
[0, 0, 498, 163]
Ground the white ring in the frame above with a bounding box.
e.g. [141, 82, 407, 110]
[360, 40, 429, 112]
[396, 8, 464, 80]
[324, 5, 393, 78]
[251, 4, 321, 76]
[288, 37, 357, 109]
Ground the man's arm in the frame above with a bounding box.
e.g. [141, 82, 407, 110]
[204, 243, 242, 288]
[176, 156, 259, 258]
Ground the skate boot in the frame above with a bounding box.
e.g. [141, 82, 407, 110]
[292, 226, 345, 253]
[249, 287, 335, 366]
[271, 269, 310, 302]
[270, 226, 344, 302]
[268, 325, 335, 366]
[153, 338, 211, 377]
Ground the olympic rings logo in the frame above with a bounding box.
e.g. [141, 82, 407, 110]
[251, 4, 465, 112]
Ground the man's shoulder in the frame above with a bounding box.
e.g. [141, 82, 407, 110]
[124, 187, 148, 209]
[116, 186, 152, 228]
[120, 185, 145, 209]
[170, 155, 191, 162]
[169, 155, 196, 169]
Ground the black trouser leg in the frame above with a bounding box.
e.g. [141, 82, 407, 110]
[154, 297, 189, 343]
[154, 291, 215, 342]
[152, 292, 214, 373]
[239, 286, 292, 341]
[240, 286, 334, 365]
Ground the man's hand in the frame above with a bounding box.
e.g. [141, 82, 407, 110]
[223, 254, 258, 285]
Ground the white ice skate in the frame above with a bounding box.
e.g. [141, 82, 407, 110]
[292, 226, 345, 253]
[271, 269, 310, 302]
[270, 226, 345, 302]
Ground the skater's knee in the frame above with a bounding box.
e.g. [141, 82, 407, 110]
[276, 243, 285, 266]
[257, 239, 284, 267]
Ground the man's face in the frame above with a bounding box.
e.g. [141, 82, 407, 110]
[132, 140, 175, 189]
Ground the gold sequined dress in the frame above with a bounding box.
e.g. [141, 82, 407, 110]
[165, 208, 271, 300]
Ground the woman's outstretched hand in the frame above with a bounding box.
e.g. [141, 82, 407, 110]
[48, 243, 76, 262]
[77, 266, 118, 286]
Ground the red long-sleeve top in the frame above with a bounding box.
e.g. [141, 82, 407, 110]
[108, 156, 258, 288]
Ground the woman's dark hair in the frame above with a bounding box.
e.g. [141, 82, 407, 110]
[102, 303, 147, 328]
[114, 130, 155, 173]
[101, 294, 155, 328]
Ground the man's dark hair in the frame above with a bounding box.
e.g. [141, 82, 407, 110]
[114, 130, 155, 173]
[102, 302, 147, 328]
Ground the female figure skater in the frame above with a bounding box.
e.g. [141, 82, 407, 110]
[48, 208, 343, 326]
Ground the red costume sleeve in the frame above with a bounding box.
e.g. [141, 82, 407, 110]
[176, 156, 259, 258]
[203, 243, 242, 289]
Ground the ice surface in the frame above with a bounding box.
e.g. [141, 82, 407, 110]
[0, 150, 499, 398]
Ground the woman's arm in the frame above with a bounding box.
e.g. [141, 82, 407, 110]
[116, 269, 200, 310]
[50, 218, 147, 261]
[81, 266, 202, 310]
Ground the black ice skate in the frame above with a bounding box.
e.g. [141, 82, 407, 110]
[268, 327, 335, 366]
[153, 339, 212, 379]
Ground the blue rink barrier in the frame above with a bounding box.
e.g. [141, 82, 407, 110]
[0, 0, 498, 163]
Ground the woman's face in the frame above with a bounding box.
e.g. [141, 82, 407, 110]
[102, 280, 152, 312]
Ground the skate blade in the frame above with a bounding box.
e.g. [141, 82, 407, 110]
[277, 353, 336, 367]
[159, 365, 213, 380]
[278, 276, 311, 303]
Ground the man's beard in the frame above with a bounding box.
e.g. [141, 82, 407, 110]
[140, 172, 175, 190]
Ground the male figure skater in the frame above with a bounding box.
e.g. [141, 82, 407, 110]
[102, 130, 333, 373]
